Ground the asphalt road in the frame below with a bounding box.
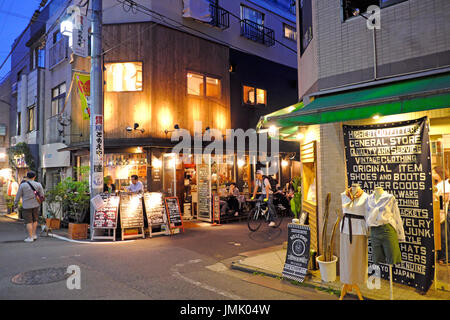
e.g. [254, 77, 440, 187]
[0, 216, 338, 301]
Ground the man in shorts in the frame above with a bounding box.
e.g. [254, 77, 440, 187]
[14, 172, 44, 242]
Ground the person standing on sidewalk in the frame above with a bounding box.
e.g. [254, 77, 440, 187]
[14, 172, 44, 242]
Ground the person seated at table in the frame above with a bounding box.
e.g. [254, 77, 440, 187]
[104, 175, 116, 193]
[228, 182, 241, 216]
[127, 175, 143, 193]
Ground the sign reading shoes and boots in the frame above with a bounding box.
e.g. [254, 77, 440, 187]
[283, 224, 311, 283]
[343, 117, 434, 292]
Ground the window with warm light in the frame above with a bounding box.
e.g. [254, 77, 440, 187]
[243, 85, 267, 106]
[206, 76, 221, 98]
[283, 24, 297, 41]
[187, 73, 204, 96]
[105, 62, 143, 92]
[187, 72, 221, 98]
[27, 105, 35, 132]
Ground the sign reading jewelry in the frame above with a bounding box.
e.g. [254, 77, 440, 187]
[343, 117, 434, 292]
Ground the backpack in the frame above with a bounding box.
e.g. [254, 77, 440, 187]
[262, 175, 278, 192]
[26, 181, 45, 204]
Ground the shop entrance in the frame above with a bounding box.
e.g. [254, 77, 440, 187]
[431, 133, 450, 291]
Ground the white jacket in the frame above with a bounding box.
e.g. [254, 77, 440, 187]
[340, 192, 369, 236]
[366, 192, 405, 242]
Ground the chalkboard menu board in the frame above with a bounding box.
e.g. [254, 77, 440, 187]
[212, 195, 220, 223]
[164, 197, 184, 230]
[143, 192, 166, 225]
[93, 193, 120, 228]
[119, 193, 144, 229]
[283, 224, 311, 283]
[197, 163, 211, 221]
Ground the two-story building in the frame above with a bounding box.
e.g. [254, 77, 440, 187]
[260, 0, 450, 293]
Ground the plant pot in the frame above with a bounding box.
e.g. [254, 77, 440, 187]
[292, 218, 300, 224]
[68, 223, 89, 240]
[316, 255, 338, 282]
[46, 218, 61, 230]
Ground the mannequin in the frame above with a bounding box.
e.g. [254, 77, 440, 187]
[339, 183, 368, 300]
[366, 186, 405, 300]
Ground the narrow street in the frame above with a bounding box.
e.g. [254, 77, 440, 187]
[0, 216, 337, 300]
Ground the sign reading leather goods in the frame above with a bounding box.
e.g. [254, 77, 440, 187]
[283, 224, 311, 283]
[343, 117, 434, 292]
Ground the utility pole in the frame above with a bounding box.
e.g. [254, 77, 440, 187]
[89, 0, 104, 235]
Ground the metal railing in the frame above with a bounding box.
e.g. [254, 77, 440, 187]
[240, 19, 275, 47]
[48, 38, 68, 69]
[209, 3, 230, 29]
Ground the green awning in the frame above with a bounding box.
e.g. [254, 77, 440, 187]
[265, 73, 450, 127]
[256, 101, 304, 130]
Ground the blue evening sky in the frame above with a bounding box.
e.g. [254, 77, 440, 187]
[0, 0, 42, 82]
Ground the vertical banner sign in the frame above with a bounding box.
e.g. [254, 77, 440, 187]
[343, 117, 434, 292]
[71, 15, 89, 58]
[92, 115, 104, 189]
[75, 73, 91, 119]
[283, 224, 311, 282]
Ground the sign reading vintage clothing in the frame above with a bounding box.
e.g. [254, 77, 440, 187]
[343, 117, 434, 292]
[282, 224, 311, 283]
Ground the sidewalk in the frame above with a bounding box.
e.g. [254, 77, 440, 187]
[231, 245, 450, 300]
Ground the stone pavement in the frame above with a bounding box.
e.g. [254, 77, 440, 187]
[231, 245, 450, 300]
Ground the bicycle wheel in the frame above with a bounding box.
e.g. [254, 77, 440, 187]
[247, 207, 263, 232]
[271, 210, 283, 228]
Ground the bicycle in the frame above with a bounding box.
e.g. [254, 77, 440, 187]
[247, 198, 283, 232]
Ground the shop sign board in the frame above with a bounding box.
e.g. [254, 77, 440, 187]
[93, 193, 119, 228]
[343, 117, 434, 292]
[197, 162, 211, 222]
[282, 224, 311, 282]
[212, 194, 220, 223]
[119, 193, 144, 229]
[164, 197, 184, 232]
[144, 192, 166, 225]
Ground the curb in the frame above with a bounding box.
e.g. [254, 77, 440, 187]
[230, 260, 365, 300]
[47, 232, 136, 244]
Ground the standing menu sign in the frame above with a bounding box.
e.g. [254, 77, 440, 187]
[164, 197, 184, 233]
[343, 117, 434, 292]
[143, 192, 169, 237]
[212, 195, 220, 224]
[119, 193, 145, 240]
[197, 163, 212, 222]
[283, 224, 311, 282]
[91, 193, 120, 241]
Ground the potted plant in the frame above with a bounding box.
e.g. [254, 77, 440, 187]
[45, 184, 63, 230]
[62, 178, 90, 240]
[289, 176, 302, 224]
[316, 193, 342, 282]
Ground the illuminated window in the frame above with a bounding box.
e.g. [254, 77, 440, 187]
[283, 24, 297, 41]
[256, 88, 267, 105]
[243, 85, 255, 104]
[187, 73, 204, 96]
[243, 85, 266, 106]
[28, 106, 35, 132]
[206, 76, 221, 98]
[105, 62, 143, 92]
[187, 72, 221, 98]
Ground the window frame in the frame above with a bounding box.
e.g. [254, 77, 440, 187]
[240, 4, 265, 26]
[104, 61, 144, 93]
[186, 71, 222, 100]
[283, 23, 297, 42]
[342, 0, 408, 22]
[27, 105, 36, 133]
[242, 84, 267, 107]
[51, 82, 66, 117]
[17, 112, 21, 136]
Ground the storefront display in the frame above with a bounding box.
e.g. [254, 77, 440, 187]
[343, 117, 434, 292]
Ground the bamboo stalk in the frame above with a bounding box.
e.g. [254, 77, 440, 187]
[327, 209, 342, 261]
[321, 193, 331, 261]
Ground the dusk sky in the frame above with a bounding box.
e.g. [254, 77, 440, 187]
[0, 1, 40, 82]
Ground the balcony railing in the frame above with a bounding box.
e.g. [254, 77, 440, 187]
[49, 38, 68, 69]
[209, 3, 230, 30]
[240, 19, 275, 47]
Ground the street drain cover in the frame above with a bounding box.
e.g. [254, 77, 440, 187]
[11, 267, 71, 285]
